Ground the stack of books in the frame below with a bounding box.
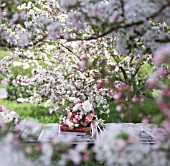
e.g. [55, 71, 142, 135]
[60, 124, 91, 136]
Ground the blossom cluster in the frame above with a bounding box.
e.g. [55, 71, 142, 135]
[0, 106, 19, 125]
[60, 100, 96, 128]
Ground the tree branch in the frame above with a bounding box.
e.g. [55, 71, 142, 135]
[155, 37, 170, 43]
[0, 3, 168, 48]
[59, 43, 81, 61]
[64, 3, 168, 42]
[120, 0, 125, 17]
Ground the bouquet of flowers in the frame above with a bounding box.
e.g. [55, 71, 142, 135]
[0, 105, 19, 128]
[60, 100, 97, 132]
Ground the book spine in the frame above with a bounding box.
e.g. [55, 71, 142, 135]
[60, 125, 91, 132]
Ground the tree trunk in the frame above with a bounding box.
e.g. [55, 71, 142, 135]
[127, 104, 132, 123]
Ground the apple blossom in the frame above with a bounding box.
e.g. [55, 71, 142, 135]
[3, 114, 13, 124]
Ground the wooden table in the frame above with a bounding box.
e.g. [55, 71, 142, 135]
[15, 123, 166, 144]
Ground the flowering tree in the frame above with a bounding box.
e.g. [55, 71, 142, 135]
[0, 0, 170, 123]
[0, 1, 170, 165]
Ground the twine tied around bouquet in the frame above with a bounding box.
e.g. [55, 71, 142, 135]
[90, 120, 103, 138]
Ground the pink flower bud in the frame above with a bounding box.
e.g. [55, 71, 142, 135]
[111, 64, 116, 69]
[82, 55, 89, 61]
[35, 145, 42, 151]
[25, 146, 33, 154]
[120, 113, 125, 119]
[162, 89, 170, 96]
[110, 83, 114, 88]
[142, 118, 149, 124]
[97, 83, 102, 90]
[116, 105, 122, 112]
[138, 114, 143, 118]
[147, 114, 152, 119]
[132, 96, 139, 103]
[140, 95, 145, 102]
[82, 153, 89, 161]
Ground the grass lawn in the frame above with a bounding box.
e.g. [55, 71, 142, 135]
[0, 49, 9, 59]
[0, 97, 160, 124]
[0, 99, 60, 123]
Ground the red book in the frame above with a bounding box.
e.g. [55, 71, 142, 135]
[60, 124, 91, 132]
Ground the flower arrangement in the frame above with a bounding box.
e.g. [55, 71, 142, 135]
[0, 106, 19, 127]
[60, 100, 97, 130]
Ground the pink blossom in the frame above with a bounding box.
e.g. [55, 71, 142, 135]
[147, 114, 152, 119]
[140, 95, 145, 102]
[82, 153, 89, 162]
[82, 55, 89, 61]
[120, 113, 125, 119]
[14, 118, 19, 125]
[73, 118, 78, 124]
[142, 118, 149, 124]
[25, 146, 33, 154]
[138, 114, 143, 118]
[132, 96, 139, 103]
[113, 92, 122, 100]
[162, 89, 170, 96]
[35, 145, 42, 152]
[116, 105, 122, 112]
[97, 82, 102, 90]
[110, 83, 114, 88]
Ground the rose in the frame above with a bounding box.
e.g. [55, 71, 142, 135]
[82, 101, 93, 113]
[86, 113, 95, 121]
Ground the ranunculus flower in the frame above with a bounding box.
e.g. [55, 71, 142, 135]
[85, 113, 94, 122]
[4, 114, 13, 123]
[82, 101, 93, 113]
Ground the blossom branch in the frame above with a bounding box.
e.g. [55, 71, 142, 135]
[64, 3, 168, 42]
